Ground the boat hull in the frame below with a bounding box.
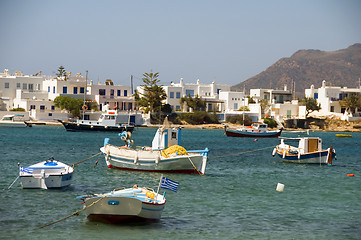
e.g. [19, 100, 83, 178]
[276, 149, 335, 164]
[0, 121, 29, 128]
[101, 145, 208, 174]
[59, 120, 134, 132]
[83, 194, 165, 223]
[225, 128, 282, 138]
[20, 173, 73, 188]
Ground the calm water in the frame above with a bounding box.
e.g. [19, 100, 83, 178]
[0, 126, 360, 239]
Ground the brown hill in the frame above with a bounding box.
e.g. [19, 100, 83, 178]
[232, 43, 361, 97]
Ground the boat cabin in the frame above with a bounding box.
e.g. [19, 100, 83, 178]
[1, 114, 24, 121]
[298, 137, 322, 154]
[243, 123, 268, 132]
[152, 127, 181, 150]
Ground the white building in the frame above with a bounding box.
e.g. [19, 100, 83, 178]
[0, 69, 46, 110]
[250, 85, 293, 104]
[305, 80, 361, 117]
[162, 78, 231, 112]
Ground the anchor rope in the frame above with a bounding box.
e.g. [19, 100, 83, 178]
[212, 146, 275, 159]
[71, 152, 102, 168]
[187, 156, 203, 175]
[38, 195, 105, 229]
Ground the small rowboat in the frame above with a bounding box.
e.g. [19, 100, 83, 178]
[335, 134, 352, 138]
[77, 186, 166, 223]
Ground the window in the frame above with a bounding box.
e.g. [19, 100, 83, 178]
[128, 102, 132, 110]
[51, 106, 55, 110]
[110, 89, 114, 97]
[53, 86, 55, 93]
[330, 106, 334, 112]
[314, 93, 318, 99]
[63, 86, 67, 94]
[29, 84, 34, 92]
[176, 105, 181, 111]
[30, 105, 36, 110]
[48, 113, 53, 117]
[16, 83, 20, 88]
[74, 87, 78, 94]
[124, 90, 128, 96]
[176, 92, 180, 99]
[287, 110, 291, 118]
[186, 89, 194, 97]
[99, 89, 106, 95]
[264, 94, 267, 100]
[170, 92, 174, 98]
[40, 105, 45, 110]
[80, 87, 84, 94]
[23, 83, 27, 90]
[234, 103, 238, 109]
[117, 90, 121, 96]
[217, 89, 221, 94]
[5, 82, 9, 88]
[48, 86, 50, 92]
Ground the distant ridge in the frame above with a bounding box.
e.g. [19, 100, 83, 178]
[232, 43, 361, 97]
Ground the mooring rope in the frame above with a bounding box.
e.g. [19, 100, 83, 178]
[38, 195, 105, 229]
[71, 152, 102, 168]
[212, 146, 275, 159]
[187, 156, 203, 175]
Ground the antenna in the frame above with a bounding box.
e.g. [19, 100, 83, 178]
[131, 75, 134, 94]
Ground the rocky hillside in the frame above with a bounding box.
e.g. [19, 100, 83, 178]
[233, 43, 361, 97]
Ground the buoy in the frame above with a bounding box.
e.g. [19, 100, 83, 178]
[276, 183, 285, 192]
[254, 139, 258, 141]
[346, 174, 355, 177]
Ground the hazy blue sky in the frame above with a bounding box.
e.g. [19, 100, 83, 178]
[0, 0, 360, 87]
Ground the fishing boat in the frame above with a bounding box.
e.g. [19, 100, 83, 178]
[272, 137, 336, 165]
[77, 185, 166, 223]
[100, 118, 209, 174]
[19, 157, 74, 189]
[224, 123, 283, 138]
[0, 114, 32, 127]
[58, 110, 134, 132]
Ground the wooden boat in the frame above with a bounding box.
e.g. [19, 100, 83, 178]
[224, 123, 282, 138]
[335, 134, 352, 138]
[0, 114, 32, 128]
[19, 157, 73, 189]
[58, 110, 134, 132]
[77, 186, 166, 223]
[272, 137, 336, 165]
[100, 118, 209, 174]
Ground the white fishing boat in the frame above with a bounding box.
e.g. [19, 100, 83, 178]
[58, 110, 134, 132]
[100, 118, 209, 174]
[77, 186, 166, 223]
[0, 114, 32, 127]
[19, 157, 74, 189]
[272, 137, 336, 165]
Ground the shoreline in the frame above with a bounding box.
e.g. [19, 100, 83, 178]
[29, 121, 361, 132]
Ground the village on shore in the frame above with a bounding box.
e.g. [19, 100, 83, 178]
[1, 68, 361, 132]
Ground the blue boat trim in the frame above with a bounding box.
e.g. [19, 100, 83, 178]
[142, 206, 165, 211]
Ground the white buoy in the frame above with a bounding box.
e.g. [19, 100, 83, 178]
[276, 183, 284, 192]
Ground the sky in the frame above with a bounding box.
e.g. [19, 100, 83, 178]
[0, 0, 360, 88]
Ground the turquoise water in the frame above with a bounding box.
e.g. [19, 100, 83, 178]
[0, 126, 360, 239]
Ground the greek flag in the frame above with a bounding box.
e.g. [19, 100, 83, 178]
[20, 167, 33, 174]
[160, 177, 179, 192]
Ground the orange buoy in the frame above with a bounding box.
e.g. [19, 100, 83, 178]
[254, 139, 258, 141]
[346, 174, 355, 177]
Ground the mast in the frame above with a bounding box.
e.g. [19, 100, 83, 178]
[82, 70, 88, 120]
[243, 83, 245, 126]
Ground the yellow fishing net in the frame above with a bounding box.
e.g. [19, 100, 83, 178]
[161, 145, 188, 158]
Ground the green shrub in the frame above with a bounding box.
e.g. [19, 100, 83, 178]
[178, 111, 219, 125]
[226, 114, 252, 125]
[263, 118, 278, 128]
[10, 108, 26, 112]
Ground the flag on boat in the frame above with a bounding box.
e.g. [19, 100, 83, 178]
[160, 177, 179, 192]
[20, 167, 33, 173]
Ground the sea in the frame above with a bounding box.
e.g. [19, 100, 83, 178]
[0, 126, 360, 240]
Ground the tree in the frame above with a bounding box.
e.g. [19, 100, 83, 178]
[299, 97, 321, 117]
[54, 96, 84, 118]
[56, 66, 68, 81]
[340, 94, 361, 114]
[180, 95, 206, 111]
[260, 99, 270, 118]
[134, 72, 167, 113]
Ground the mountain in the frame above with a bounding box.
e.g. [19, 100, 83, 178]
[232, 43, 361, 97]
